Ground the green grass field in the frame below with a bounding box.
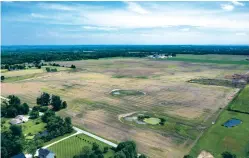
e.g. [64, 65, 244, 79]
[230, 85, 249, 113]
[144, 118, 161, 125]
[190, 85, 249, 157]
[48, 134, 114, 158]
[167, 54, 249, 65]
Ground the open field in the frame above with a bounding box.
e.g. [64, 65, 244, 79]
[2, 56, 249, 157]
[167, 54, 249, 65]
[190, 85, 249, 157]
[190, 111, 249, 157]
[1, 66, 71, 82]
[230, 85, 249, 113]
[48, 134, 114, 158]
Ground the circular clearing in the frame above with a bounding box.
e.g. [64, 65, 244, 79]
[143, 118, 161, 125]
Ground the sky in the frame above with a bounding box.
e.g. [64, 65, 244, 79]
[1, 1, 249, 45]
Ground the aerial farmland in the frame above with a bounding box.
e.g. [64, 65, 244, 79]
[2, 55, 248, 158]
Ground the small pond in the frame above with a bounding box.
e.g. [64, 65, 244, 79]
[223, 118, 242, 128]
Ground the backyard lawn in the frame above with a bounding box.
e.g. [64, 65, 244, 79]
[48, 134, 115, 158]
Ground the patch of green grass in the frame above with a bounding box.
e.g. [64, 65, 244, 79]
[43, 131, 77, 146]
[1, 117, 46, 138]
[135, 76, 148, 79]
[112, 75, 148, 79]
[22, 118, 46, 136]
[144, 118, 161, 125]
[166, 54, 249, 65]
[190, 111, 249, 157]
[112, 75, 128, 78]
[48, 134, 114, 158]
[4, 73, 40, 82]
[188, 78, 246, 88]
[1, 69, 8, 73]
[111, 90, 145, 97]
[230, 85, 249, 113]
[42, 66, 70, 71]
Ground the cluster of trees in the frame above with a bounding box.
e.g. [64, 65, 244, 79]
[1, 125, 25, 158]
[1, 95, 29, 118]
[40, 110, 73, 141]
[73, 143, 108, 158]
[73, 141, 147, 158]
[114, 141, 142, 158]
[45, 67, 57, 72]
[71, 64, 76, 68]
[2, 45, 249, 65]
[1, 64, 26, 71]
[36, 92, 67, 111]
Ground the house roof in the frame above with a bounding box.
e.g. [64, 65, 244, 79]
[11, 153, 26, 158]
[16, 115, 24, 120]
[10, 119, 22, 125]
[39, 148, 54, 157]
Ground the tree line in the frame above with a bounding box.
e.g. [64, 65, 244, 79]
[2, 45, 248, 65]
[73, 141, 147, 158]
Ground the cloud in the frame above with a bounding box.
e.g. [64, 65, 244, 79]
[124, 2, 149, 14]
[231, 1, 245, 6]
[30, 13, 47, 19]
[180, 28, 190, 32]
[82, 26, 118, 31]
[221, 4, 234, 11]
[39, 3, 76, 11]
[236, 32, 247, 36]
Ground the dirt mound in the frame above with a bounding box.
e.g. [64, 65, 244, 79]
[197, 150, 214, 158]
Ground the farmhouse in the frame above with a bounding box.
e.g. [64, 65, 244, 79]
[10, 115, 29, 125]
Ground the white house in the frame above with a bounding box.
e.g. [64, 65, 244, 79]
[10, 115, 29, 125]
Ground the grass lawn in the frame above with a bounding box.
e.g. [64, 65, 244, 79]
[1, 117, 46, 139]
[190, 84, 249, 158]
[144, 118, 161, 125]
[48, 134, 115, 158]
[43, 131, 77, 146]
[230, 85, 249, 113]
[167, 54, 249, 65]
[22, 118, 46, 136]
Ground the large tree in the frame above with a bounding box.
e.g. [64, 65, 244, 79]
[10, 125, 23, 137]
[51, 95, 62, 111]
[37, 92, 50, 106]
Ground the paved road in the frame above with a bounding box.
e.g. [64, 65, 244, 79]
[0, 96, 10, 101]
[35, 126, 117, 156]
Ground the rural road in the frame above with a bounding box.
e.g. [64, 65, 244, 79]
[36, 126, 117, 156]
[0, 96, 10, 101]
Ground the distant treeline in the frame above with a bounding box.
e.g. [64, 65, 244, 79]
[1, 45, 249, 64]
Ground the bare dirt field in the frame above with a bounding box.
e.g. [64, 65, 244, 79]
[2, 58, 248, 158]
